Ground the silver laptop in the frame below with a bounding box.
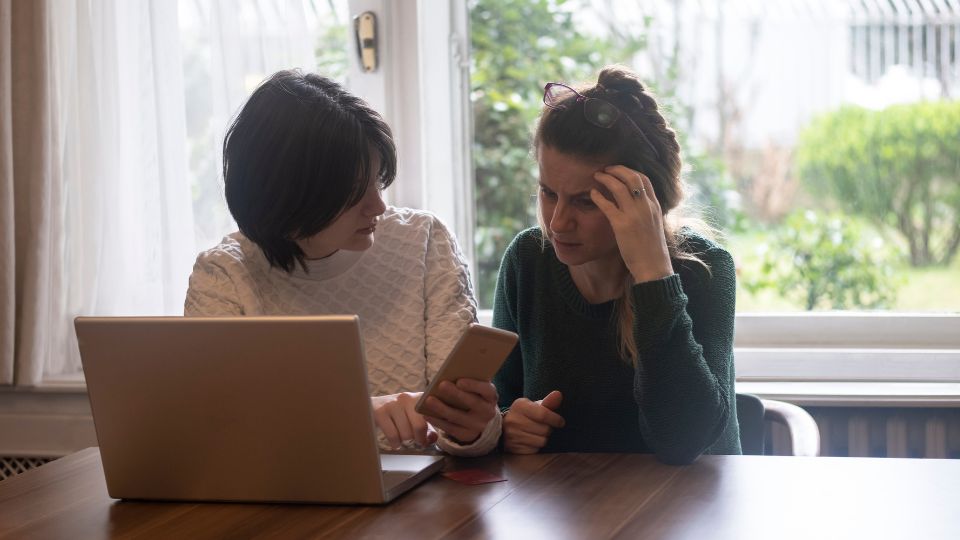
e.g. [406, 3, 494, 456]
[74, 315, 444, 504]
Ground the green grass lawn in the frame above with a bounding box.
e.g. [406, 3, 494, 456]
[725, 230, 960, 314]
[894, 261, 960, 312]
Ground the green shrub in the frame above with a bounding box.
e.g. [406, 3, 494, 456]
[743, 211, 901, 310]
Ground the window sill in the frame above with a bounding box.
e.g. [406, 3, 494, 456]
[479, 309, 960, 406]
[2, 372, 89, 393]
[736, 381, 960, 407]
[9, 379, 959, 407]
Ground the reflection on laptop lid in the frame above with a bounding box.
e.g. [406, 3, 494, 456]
[74, 315, 443, 504]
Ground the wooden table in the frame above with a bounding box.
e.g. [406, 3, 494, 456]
[1, 448, 958, 539]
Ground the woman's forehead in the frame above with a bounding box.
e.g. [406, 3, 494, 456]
[539, 146, 609, 191]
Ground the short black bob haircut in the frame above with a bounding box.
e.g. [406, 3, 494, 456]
[223, 69, 397, 272]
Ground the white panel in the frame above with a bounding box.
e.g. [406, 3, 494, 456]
[734, 313, 960, 348]
[416, 0, 476, 269]
[736, 348, 960, 382]
[736, 381, 960, 406]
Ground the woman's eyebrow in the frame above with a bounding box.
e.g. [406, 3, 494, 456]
[539, 182, 593, 197]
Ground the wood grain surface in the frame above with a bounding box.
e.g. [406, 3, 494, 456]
[1, 448, 957, 539]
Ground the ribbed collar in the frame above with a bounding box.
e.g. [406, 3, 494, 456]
[291, 248, 366, 281]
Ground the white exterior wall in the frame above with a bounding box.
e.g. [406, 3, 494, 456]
[596, 0, 958, 151]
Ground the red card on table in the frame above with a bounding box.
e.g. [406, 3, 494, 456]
[442, 469, 507, 485]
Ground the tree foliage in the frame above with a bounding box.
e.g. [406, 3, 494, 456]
[795, 101, 960, 267]
[744, 211, 901, 310]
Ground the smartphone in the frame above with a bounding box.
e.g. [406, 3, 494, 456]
[414, 323, 518, 414]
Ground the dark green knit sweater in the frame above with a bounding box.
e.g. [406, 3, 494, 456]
[493, 227, 741, 464]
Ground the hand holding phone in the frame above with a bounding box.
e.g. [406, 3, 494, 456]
[415, 324, 518, 413]
[414, 324, 517, 444]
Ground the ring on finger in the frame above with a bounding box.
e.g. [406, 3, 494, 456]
[631, 187, 646, 198]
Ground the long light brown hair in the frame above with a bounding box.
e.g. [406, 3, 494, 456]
[534, 65, 713, 364]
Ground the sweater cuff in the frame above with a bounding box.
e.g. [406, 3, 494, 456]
[631, 273, 684, 305]
[631, 273, 688, 348]
[436, 411, 502, 457]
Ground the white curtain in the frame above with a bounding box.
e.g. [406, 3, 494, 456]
[179, 0, 322, 252]
[16, 0, 196, 381]
[1, 0, 327, 385]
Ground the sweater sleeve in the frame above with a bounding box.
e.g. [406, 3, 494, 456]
[184, 254, 245, 316]
[630, 247, 736, 465]
[420, 216, 498, 456]
[492, 242, 524, 412]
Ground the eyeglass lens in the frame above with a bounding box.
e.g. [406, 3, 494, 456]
[583, 99, 619, 128]
[544, 83, 576, 106]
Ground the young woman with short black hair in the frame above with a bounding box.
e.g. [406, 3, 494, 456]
[186, 70, 499, 456]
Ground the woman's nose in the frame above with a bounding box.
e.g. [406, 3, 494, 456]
[365, 187, 387, 216]
[550, 202, 574, 233]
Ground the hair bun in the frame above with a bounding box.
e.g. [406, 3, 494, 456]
[597, 65, 646, 96]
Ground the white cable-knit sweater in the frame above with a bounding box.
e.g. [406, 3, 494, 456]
[184, 207, 500, 456]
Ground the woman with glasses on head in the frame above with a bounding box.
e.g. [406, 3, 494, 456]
[493, 65, 740, 464]
[185, 70, 500, 456]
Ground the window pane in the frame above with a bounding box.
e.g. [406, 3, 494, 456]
[469, 0, 960, 313]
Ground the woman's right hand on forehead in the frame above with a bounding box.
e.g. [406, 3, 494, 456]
[590, 166, 674, 284]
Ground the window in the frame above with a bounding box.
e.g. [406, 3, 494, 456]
[468, 0, 960, 316]
[30, 0, 959, 385]
[460, 0, 959, 386]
